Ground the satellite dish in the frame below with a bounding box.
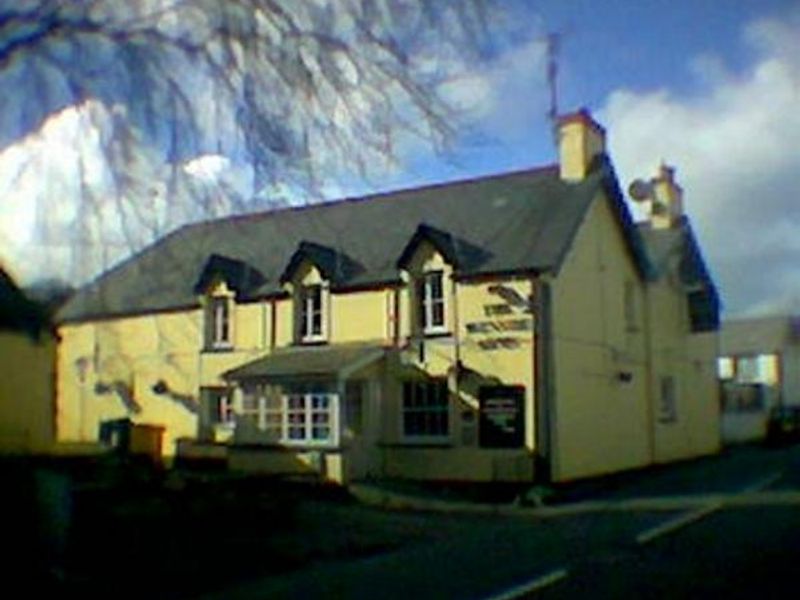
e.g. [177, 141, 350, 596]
[628, 179, 653, 202]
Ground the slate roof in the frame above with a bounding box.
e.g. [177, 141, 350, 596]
[637, 216, 720, 332]
[58, 157, 652, 323]
[224, 342, 388, 382]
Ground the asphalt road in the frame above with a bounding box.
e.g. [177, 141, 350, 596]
[200, 444, 800, 600]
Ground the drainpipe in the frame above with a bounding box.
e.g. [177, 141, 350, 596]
[533, 275, 555, 483]
[270, 298, 277, 350]
[643, 283, 656, 464]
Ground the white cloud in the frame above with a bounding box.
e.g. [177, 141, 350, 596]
[183, 153, 231, 181]
[438, 36, 549, 141]
[0, 100, 191, 285]
[0, 101, 108, 281]
[601, 14, 800, 317]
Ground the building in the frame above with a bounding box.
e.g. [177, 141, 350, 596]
[0, 266, 55, 454]
[55, 110, 721, 483]
[718, 316, 800, 443]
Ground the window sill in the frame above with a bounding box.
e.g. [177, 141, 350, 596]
[297, 338, 329, 346]
[203, 344, 235, 353]
[228, 441, 341, 451]
[421, 330, 452, 339]
[385, 439, 453, 448]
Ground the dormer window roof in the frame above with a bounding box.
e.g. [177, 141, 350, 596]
[396, 223, 491, 274]
[279, 241, 361, 288]
[193, 254, 266, 298]
[396, 224, 461, 271]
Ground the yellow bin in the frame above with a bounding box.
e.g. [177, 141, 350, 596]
[129, 424, 166, 462]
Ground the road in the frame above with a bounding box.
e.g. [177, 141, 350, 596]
[199, 444, 800, 600]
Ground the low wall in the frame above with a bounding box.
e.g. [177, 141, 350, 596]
[721, 412, 768, 444]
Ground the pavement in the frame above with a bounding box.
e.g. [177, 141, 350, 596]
[193, 442, 800, 600]
[349, 442, 794, 516]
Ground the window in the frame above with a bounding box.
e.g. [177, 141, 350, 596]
[717, 357, 735, 380]
[208, 389, 235, 426]
[299, 284, 325, 342]
[208, 296, 232, 349]
[418, 271, 446, 334]
[735, 354, 779, 385]
[241, 387, 339, 446]
[658, 376, 678, 423]
[402, 379, 449, 439]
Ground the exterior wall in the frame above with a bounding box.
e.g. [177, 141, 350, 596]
[685, 332, 722, 454]
[550, 195, 651, 482]
[330, 289, 391, 344]
[376, 273, 536, 482]
[0, 331, 55, 454]
[646, 278, 720, 463]
[57, 304, 268, 457]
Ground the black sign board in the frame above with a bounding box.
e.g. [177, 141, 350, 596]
[479, 385, 525, 448]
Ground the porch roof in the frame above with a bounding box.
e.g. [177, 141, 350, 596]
[223, 342, 389, 382]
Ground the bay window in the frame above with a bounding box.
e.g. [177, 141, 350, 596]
[241, 388, 339, 446]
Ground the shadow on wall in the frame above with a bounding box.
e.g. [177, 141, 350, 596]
[94, 380, 142, 414]
[152, 379, 199, 414]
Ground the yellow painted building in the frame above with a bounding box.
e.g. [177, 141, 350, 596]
[55, 110, 721, 483]
[0, 268, 55, 454]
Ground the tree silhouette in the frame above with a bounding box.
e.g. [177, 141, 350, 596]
[0, 0, 496, 281]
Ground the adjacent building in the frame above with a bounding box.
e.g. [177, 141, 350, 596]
[0, 266, 55, 454]
[718, 316, 800, 443]
[54, 110, 721, 483]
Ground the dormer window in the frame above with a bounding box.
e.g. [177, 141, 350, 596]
[207, 294, 233, 349]
[211, 296, 231, 347]
[396, 224, 469, 338]
[280, 241, 359, 345]
[419, 270, 446, 334]
[300, 284, 324, 342]
[194, 254, 265, 352]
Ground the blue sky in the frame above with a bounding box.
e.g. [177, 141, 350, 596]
[400, 0, 799, 180]
[399, 0, 800, 318]
[0, 0, 798, 317]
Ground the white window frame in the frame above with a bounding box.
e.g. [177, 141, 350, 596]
[420, 270, 447, 335]
[402, 379, 450, 442]
[208, 388, 235, 427]
[208, 295, 233, 349]
[299, 284, 326, 343]
[658, 375, 678, 423]
[242, 390, 340, 447]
